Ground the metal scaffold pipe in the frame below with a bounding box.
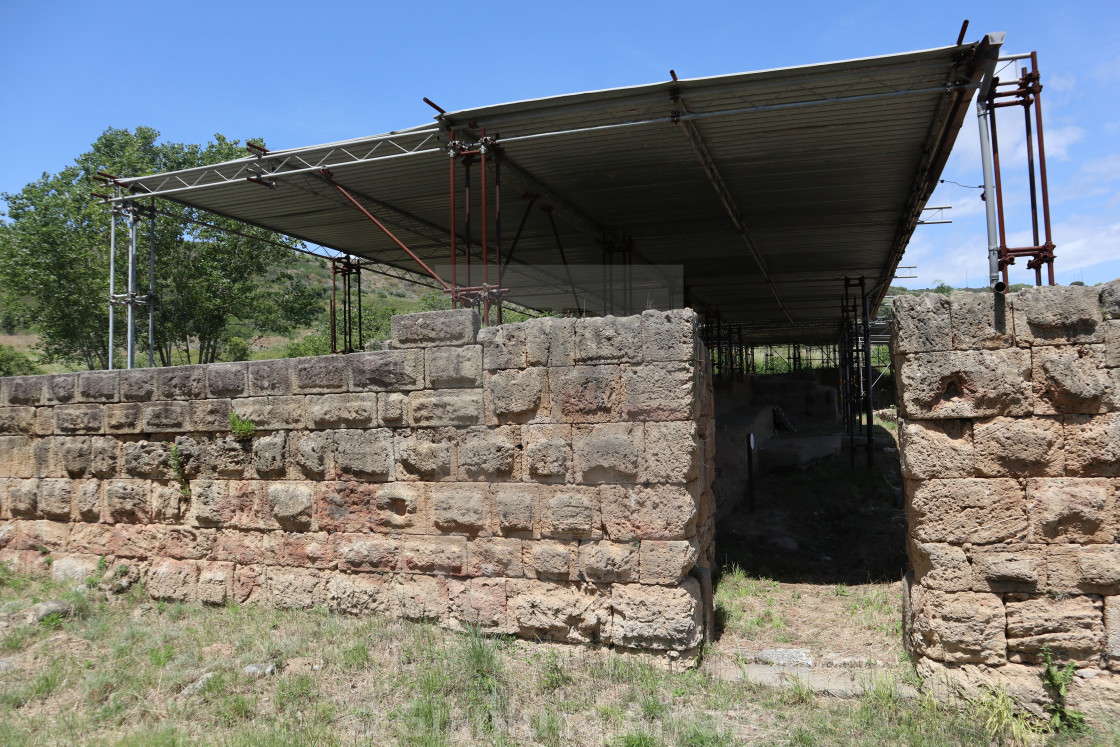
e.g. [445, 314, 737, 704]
[126, 210, 137, 370]
[108, 195, 116, 370]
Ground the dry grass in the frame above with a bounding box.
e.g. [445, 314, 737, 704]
[3, 565, 1112, 746]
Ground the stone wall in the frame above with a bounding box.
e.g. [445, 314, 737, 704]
[894, 279, 1120, 714]
[0, 309, 715, 658]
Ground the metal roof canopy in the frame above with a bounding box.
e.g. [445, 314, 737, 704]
[114, 34, 1002, 344]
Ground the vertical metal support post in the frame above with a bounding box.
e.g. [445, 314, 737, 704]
[480, 130, 490, 324]
[330, 262, 337, 354]
[977, 96, 1004, 292]
[1031, 52, 1055, 286]
[356, 261, 363, 351]
[464, 159, 472, 291]
[108, 198, 116, 370]
[126, 210, 138, 369]
[449, 141, 457, 308]
[147, 199, 155, 368]
[862, 279, 874, 467]
[494, 150, 503, 324]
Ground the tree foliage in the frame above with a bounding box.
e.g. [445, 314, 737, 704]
[0, 127, 321, 369]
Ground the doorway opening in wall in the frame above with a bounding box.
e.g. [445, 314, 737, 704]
[705, 346, 908, 674]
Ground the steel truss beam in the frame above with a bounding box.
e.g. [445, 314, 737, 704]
[671, 88, 793, 324]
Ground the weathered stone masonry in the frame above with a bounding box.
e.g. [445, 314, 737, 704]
[895, 279, 1120, 713]
[0, 309, 715, 656]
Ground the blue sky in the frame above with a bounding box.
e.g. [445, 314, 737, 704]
[2, 1, 1116, 288]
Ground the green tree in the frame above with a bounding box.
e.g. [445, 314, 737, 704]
[0, 127, 321, 369]
[0, 345, 40, 376]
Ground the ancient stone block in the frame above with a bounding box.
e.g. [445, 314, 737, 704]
[51, 554, 101, 584]
[400, 536, 467, 575]
[898, 419, 973, 479]
[478, 318, 551, 370]
[208, 436, 249, 477]
[0, 435, 34, 478]
[611, 577, 703, 651]
[621, 363, 695, 421]
[394, 574, 449, 621]
[907, 478, 1026, 544]
[578, 540, 637, 583]
[141, 402, 189, 432]
[252, 431, 287, 476]
[315, 480, 376, 533]
[189, 480, 229, 527]
[292, 355, 348, 393]
[546, 318, 576, 367]
[374, 482, 425, 532]
[573, 315, 642, 364]
[972, 415, 1063, 477]
[150, 481, 181, 524]
[332, 429, 393, 479]
[78, 371, 117, 403]
[541, 487, 600, 540]
[429, 483, 488, 534]
[105, 403, 143, 433]
[969, 544, 1043, 593]
[205, 362, 248, 398]
[1033, 345, 1110, 415]
[188, 400, 232, 432]
[105, 479, 150, 523]
[949, 291, 1014, 351]
[56, 404, 104, 434]
[1006, 594, 1104, 664]
[234, 397, 307, 430]
[450, 578, 508, 629]
[425, 345, 482, 389]
[1107, 596, 1120, 672]
[391, 309, 479, 348]
[118, 369, 155, 401]
[210, 529, 277, 565]
[37, 478, 73, 520]
[396, 429, 453, 480]
[291, 430, 331, 477]
[464, 538, 523, 577]
[379, 392, 408, 425]
[639, 539, 699, 585]
[262, 567, 321, 609]
[409, 390, 483, 426]
[896, 348, 1032, 419]
[233, 565, 262, 604]
[507, 579, 609, 644]
[573, 422, 640, 484]
[492, 483, 537, 537]
[911, 541, 971, 592]
[0, 407, 34, 435]
[325, 573, 391, 615]
[156, 366, 206, 400]
[908, 588, 1006, 665]
[44, 374, 76, 405]
[892, 293, 951, 354]
[122, 441, 169, 477]
[549, 365, 620, 423]
[601, 484, 698, 541]
[90, 436, 118, 477]
[1012, 284, 1104, 346]
[485, 367, 549, 424]
[350, 349, 423, 392]
[306, 393, 376, 429]
[268, 482, 314, 531]
[275, 532, 334, 568]
[248, 359, 292, 396]
[146, 559, 200, 602]
[197, 562, 234, 605]
[32, 408, 53, 437]
[523, 424, 571, 483]
[335, 533, 399, 572]
[1104, 320, 1120, 368]
[642, 421, 699, 484]
[457, 426, 519, 481]
[641, 308, 699, 363]
[1027, 477, 1115, 544]
[4, 376, 44, 406]
[1074, 545, 1120, 592]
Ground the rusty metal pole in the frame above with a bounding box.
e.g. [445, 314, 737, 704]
[449, 135, 457, 307]
[1030, 52, 1056, 285]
